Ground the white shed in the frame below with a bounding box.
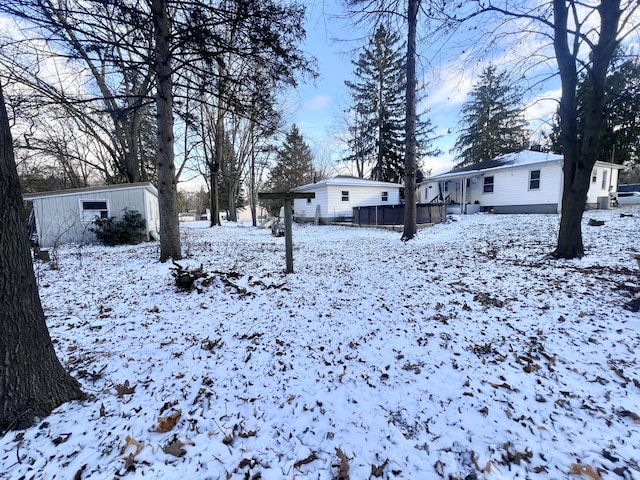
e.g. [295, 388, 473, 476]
[24, 183, 160, 247]
[291, 176, 402, 224]
[419, 150, 623, 214]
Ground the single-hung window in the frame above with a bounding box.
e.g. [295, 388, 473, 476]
[592, 170, 598, 183]
[341, 190, 349, 202]
[483, 176, 494, 193]
[529, 170, 541, 190]
[381, 191, 388, 202]
[81, 200, 109, 222]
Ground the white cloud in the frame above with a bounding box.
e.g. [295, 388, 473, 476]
[302, 94, 332, 113]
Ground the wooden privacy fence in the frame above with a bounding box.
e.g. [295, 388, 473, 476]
[353, 203, 446, 226]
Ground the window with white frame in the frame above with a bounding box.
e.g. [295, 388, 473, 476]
[592, 170, 598, 183]
[529, 170, 541, 190]
[341, 190, 349, 202]
[381, 191, 388, 202]
[483, 176, 494, 193]
[81, 200, 109, 222]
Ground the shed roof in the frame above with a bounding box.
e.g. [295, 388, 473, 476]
[23, 182, 158, 200]
[292, 176, 402, 192]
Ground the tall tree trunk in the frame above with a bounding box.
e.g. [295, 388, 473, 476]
[211, 103, 224, 227]
[250, 124, 257, 227]
[152, 0, 182, 262]
[553, 0, 621, 258]
[402, 0, 418, 241]
[0, 83, 84, 431]
[227, 183, 238, 222]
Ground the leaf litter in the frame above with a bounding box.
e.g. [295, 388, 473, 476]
[1, 209, 639, 479]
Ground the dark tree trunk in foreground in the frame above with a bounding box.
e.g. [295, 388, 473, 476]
[401, 0, 418, 241]
[0, 83, 84, 432]
[553, 0, 622, 258]
[152, 0, 182, 262]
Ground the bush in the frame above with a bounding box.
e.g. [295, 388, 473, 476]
[91, 209, 147, 246]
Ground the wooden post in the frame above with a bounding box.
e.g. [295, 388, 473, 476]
[258, 191, 315, 274]
[283, 197, 293, 273]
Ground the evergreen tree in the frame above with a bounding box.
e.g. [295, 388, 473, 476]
[264, 124, 314, 213]
[344, 25, 437, 184]
[453, 65, 530, 168]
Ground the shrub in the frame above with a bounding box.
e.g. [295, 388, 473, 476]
[91, 209, 147, 246]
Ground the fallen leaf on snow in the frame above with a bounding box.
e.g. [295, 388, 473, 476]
[121, 435, 144, 456]
[371, 459, 388, 477]
[294, 452, 318, 469]
[570, 463, 604, 480]
[335, 448, 350, 480]
[162, 438, 187, 457]
[115, 380, 136, 397]
[155, 410, 182, 433]
[618, 409, 640, 423]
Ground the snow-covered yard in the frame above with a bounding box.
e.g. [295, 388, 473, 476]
[1, 208, 639, 480]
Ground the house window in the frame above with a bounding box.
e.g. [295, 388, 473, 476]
[341, 191, 349, 202]
[81, 200, 109, 222]
[444, 182, 449, 192]
[307, 198, 312, 204]
[601, 170, 608, 190]
[592, 170, 598, 183]
[381, 191, 388, 202]
[529, 170, 541, 190]
[483, 176, 494, 193]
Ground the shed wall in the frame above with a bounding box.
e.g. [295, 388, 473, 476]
[33, 187, 156, 247]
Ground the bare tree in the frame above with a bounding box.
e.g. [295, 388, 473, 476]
[0, 0, 157, 184]
[344, 0, 427, 240]
[435, 0, 639, 258]
[0, 81, 84, 431]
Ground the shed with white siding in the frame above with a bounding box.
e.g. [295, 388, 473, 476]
[291, 176, 402, 224]
[418, 150, 623, 214]
[24, 183, 159, 247]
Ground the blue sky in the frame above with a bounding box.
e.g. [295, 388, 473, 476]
[290, 0, 562, 177]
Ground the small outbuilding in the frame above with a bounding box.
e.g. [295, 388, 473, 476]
[291, 176, 402, 224]
[24, 182, 160, 247]
[419, 150, 624, 214]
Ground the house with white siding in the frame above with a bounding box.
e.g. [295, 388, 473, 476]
[291, 176, 402, 224]
[24, 183, 159, 247]
[419, 150, 624, 214]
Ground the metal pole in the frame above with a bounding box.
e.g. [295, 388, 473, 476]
[284, 198, 293, 274]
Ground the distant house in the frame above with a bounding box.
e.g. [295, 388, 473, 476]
[291, 176, 402, 224]
[419, 150, 624, 214]
[24, 183, 159, 247]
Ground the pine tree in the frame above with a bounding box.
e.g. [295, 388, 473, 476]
[344, 25, 438, 184]
[346, 25, 405, 182]
[264, 124, 314, 213]
[453, 65, 529, 168]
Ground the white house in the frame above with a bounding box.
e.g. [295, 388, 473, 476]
[24, 183, 160, 247]
[419, 150, 624, 214]
[291, 176, 402, 224]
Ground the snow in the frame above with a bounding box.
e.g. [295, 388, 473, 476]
[2, 207, 640, 480]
